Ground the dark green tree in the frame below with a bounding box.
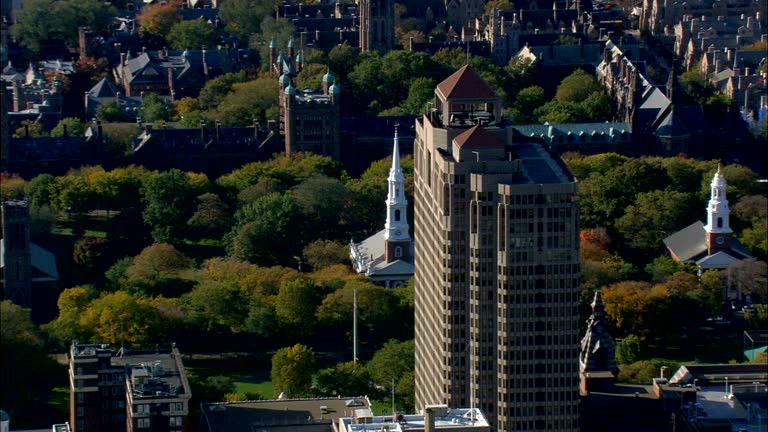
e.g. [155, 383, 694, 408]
[271, 344, 316, 398]
[219, 0, 273, 40]
[366, 339, 414, 388]
[314, 362, 372, 397]
[615, 334, 643, 364]
[51, 117, 85, 137]
[141, 169, 196, 243]
[139, 93, 174, 123]
[167, 19, 220, 50]
[302, 240, 351, 271]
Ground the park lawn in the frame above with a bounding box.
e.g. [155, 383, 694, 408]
[370, 399, 394, 416]
[49, 386, 70, 420]
[51, 227, 107, 238]
[235, 381, 275, 399]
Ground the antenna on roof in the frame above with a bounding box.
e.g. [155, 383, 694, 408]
[353, 285, 358, 364]
[465, 40, 470, 65]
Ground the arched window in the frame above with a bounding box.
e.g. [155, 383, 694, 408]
[395, 246, 403, 258]
[395, 209, 401, 221]
[717, 217, 723, 228]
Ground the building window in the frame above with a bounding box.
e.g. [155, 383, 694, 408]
[171, 402, 183, 413]
[395, 209, 400, 221]
[170, 416, 183, 427]
[137, 418, 150, 429]
[717, 217, 723, 228]
[395, 246, 403, 258]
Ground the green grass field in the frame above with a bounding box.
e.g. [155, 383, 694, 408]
[234, 381, 275, 399]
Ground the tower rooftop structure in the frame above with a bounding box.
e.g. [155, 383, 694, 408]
[414, 65, 580, 431]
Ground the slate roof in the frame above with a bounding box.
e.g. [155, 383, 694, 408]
[664, 221, 709, 262]
[436, 65, 498, 100]
[515, 143, 572, 184]
[580, 291, 619, 374]
[0, 242, 59, 281]
[453, 125, 503, 149]
[663, 220, 753, 264]
[87, 78, 118, 98]
[654, 108, 690, 137]
[1, 61, 24, 82]
[695, 251, 742, 269]
[350, 229, 414, 280]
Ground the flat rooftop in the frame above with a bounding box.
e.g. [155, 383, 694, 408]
[514, 142, 572, 184]
[201, 397, 371, 432]
[113, 351, 188, 399]
[339, 407, 490, 431]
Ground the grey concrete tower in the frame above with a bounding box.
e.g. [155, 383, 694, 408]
[359, 0, 394, 53]
[2, 200, 32, 308]
[414, 65, 580, 431]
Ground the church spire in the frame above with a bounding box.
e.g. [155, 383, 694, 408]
[384, 126, 410, 242]
[383, 126, 412, 263]
[579, 290, 619, 375]
[704, 165, 733, 253]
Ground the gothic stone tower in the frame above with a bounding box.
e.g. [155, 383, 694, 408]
[704, 165, 733, 255]
[2, 200, 32, 308]
[383, 127, 412, 263]
[579, 290, 619, 393]
[359, 0, 394, 53]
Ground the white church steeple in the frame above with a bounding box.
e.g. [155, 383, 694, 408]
[704, 165, 733, 253]
[384, 126, 410, 242]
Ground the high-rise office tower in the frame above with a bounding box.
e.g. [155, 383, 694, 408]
[413, 65, 580, 431]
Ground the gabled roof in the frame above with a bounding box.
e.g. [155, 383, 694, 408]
[87, 78, 118, 98]
[0, 242, 59, 280]
[654, 108, 690, 137]
[663, 221, 707, 262]
[453, 124, 503, 149]
[695, 251, 741, 269]
[436, 65, 498, 100]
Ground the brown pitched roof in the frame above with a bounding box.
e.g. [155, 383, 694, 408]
[453, 124, 503, 149]
[436, 65, 498, 100]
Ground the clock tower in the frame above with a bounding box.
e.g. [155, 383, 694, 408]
[383, 126, 411, 263]
[704, 165, 732, 255]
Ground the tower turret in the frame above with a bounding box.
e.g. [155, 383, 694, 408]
[383, 126, 411, 263]
[322, 68, 334, 95]
[2, 200, 32, 308]
[704, 165, 732, 254]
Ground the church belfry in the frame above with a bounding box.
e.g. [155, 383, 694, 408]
[383, 126, 411, 263]
[359, 0, 394, 53]
[704, 165, 732, 254]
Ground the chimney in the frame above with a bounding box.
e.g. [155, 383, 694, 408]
[253, 118, 260, 143]
[24, 123, 29, 138]
[144, 123, 152, 134]
[745, 67, 751, 76]
[121, 53, 126, 67]
[96, 120, 102, 139]
[424, 407, 436, 432]
[63, 123, 68, 137]
[200, 120, 206, 146]
[660, 366, 669, 379]
[215, 119, 221, 144]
